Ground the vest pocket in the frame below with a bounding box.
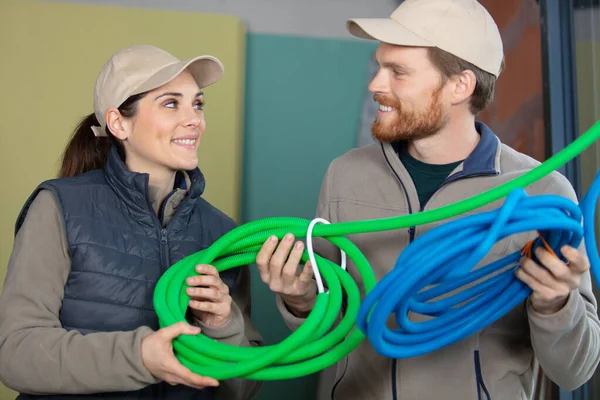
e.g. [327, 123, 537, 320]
[474, 350, 491, 400]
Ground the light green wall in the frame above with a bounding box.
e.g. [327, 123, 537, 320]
[0, 1, 245, 398]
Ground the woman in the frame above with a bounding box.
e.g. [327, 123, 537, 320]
[0, 44, 263, 400]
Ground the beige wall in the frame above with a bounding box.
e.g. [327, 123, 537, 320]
[0, 1, 245, 397]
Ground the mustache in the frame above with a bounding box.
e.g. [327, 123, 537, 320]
[373, 94, 399, 108]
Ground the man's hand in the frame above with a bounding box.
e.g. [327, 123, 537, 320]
[256, 234, 317, 316]
[516, 245, 590, 314]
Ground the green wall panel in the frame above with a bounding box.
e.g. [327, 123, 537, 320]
[243, 33, 377, 400]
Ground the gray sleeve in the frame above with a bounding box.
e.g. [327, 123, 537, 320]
[527, 174, 600, 390]
[0, 190, 160, 395]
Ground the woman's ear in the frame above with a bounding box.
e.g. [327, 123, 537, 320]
[105, 108, 129, 140]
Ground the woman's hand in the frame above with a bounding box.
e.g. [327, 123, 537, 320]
[141, 322, 219, 389]
[186, 264, 233, 327]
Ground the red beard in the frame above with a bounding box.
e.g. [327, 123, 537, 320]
[372, 87, 447, 142]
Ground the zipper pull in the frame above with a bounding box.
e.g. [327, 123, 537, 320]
[408, 226, 416, 241]
[160, 229, 168, 245]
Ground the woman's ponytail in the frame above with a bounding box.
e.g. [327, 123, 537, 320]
[58, 113, 114, 178]
[58, 92, 146, 178]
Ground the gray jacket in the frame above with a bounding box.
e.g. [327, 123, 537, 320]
[277, 122, 600, 400]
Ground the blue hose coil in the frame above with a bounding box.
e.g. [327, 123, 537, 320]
[357, 170, 600, 359]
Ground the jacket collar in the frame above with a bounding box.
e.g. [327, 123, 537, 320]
[383, 120, 501, 181]
[103, 146, 206, 211]
[445, 120, 501, 182]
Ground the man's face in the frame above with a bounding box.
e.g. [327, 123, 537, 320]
[369, 43, 449, 142]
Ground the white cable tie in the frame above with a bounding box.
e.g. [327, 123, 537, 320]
[306, 218, 347, 294]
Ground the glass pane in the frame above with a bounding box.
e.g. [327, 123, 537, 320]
[573, 0, 600, 398]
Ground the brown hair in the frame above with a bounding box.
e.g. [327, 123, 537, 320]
[58, 93, 147, 178]
[427, 47, 504, 115]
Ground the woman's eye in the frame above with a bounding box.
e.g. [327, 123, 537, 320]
[194, 101, 205, 110]
[164, 100, 177, 109]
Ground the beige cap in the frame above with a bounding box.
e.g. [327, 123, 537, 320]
[91, 44, 224, 137]
[347, 0, 503, 77]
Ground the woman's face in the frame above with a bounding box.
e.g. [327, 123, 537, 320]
[118, 70, 206, 175]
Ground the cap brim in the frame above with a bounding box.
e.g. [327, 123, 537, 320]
[347, 18, 432, 47]
[132, 55, 224, 95]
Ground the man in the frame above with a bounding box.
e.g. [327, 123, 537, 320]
[256, 1, 600, 399]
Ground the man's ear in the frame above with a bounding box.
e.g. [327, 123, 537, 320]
[449, 69, 476, 106]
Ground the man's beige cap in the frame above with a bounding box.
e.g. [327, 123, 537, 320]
[92, 44, 224, 137]
[347, 0, 503, 77]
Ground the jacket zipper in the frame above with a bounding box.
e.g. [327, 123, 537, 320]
[156, 190, 181, 271]
[144, 180, 187, 273]
[330, 147, 415, 400]
[159, 228, 170, 271]
[474, 350, 491, 400]
[382, 143, 415, 400]
[330, 356, 349, 400]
